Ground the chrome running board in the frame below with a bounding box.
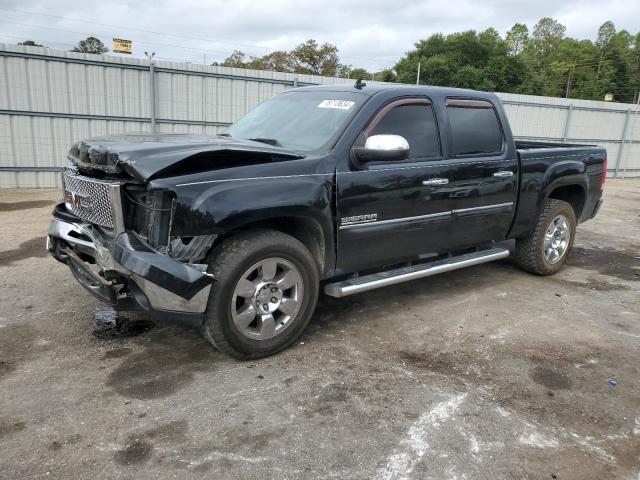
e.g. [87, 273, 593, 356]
[324, 247, 510, 298]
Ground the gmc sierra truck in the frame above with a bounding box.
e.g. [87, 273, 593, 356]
[47, 83, 606, 359]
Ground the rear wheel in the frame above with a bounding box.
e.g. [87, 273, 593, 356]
[514, 199, 576, 275]
[202, 230, 319, 359]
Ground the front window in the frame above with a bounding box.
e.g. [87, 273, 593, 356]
[225, 90, 367, 152]
[369, 103, 441, 159]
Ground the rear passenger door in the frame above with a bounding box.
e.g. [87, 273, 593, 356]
[442, 98, 518, 246]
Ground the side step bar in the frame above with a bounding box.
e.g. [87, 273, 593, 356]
[324, 247, 510, 298]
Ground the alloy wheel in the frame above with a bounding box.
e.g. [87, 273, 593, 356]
[230, 257, 304, 340]
[543, 214, 571, 264]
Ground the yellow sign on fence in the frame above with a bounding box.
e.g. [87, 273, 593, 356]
[112, 38, 132, 54]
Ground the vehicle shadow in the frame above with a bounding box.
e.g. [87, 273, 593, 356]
[311, 259, 521, 335]
[92, 258, 524, 391]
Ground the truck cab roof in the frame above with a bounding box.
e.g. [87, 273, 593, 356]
[291, 82, 499, 101]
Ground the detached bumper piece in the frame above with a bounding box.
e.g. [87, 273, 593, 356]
[47, 204, 215, 327]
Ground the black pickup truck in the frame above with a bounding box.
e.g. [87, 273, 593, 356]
[47, 83, 606, 359]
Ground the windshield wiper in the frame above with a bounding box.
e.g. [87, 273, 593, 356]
[248, 137, 282, 147]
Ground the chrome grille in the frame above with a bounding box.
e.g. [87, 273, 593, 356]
[62, 169, 122, 229]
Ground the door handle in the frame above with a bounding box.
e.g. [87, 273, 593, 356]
[493, 171, 514, 177]
[422, 178, 449, 186]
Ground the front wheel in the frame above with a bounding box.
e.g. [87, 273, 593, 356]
[202, 230, 319, 359]
[514, 199, 576, 275]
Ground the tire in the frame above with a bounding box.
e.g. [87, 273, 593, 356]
[201, 229, 319, 360]
[514, 199, 576, 275]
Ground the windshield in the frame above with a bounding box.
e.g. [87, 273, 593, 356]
[225, 90, 367, 152]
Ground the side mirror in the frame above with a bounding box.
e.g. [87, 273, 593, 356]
[352, 134, 410, 163]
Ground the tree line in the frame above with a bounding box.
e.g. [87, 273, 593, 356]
[19, 37, 109, 54]
[17, 17, 640, 103]
[393, 18, 640, 103]
[219, 18, 640, 103]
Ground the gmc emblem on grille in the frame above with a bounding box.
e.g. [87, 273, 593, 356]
[64, 189, 92, 210]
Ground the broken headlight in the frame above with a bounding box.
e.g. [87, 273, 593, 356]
[123, 187, 175, 251]
[124, 188, 216, 262]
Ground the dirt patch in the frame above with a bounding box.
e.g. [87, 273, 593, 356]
[531, 366, 572, 390]
[50, 440, 63, 451]
[555, 277, 629, 291]
[113, 420, 188, 466]
[0, 200, 55, 212]
[0, 418, 26, 439]
[568, 246, 640, 282]
[396, 340, 639, 435]
[49, 434, 82, 451]
[0, 324, 39, 380]
[105, 328, 220, 400]
[397, 349, 481, 381]
[0, 237, 48, 267]
[302, 383, 351, 418]
[114, 439, 154, 465]
[214, 426, 285, 452]
[101, 348, 133, 359]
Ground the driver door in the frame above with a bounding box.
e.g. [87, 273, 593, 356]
[336, 98, 456, 273]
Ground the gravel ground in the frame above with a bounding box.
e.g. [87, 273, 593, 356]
[0, 180, 639, 480]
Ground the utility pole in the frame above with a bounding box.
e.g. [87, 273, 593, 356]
[565, 67, 573, 99]
[145, 52, 157, 133]
[620, 91, 640, 178]
[416, 62, 421, 85]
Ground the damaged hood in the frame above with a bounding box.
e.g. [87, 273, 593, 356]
[68, 133, 305, 182]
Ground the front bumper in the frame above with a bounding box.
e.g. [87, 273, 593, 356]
[47, 204, 215, 326]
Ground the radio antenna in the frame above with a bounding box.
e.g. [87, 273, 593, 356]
[354, 78, 366, 89]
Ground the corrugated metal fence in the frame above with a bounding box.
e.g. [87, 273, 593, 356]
[1, 43, 639, 188]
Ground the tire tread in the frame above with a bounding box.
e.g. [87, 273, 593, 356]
[201, 229, 318, 360]
[514, 198, 575, 275]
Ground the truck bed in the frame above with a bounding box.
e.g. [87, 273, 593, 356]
[515, 140, 595, 150]
[509, 140, 606, 238]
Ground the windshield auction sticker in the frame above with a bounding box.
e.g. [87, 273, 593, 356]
[318, 100, 355, 110]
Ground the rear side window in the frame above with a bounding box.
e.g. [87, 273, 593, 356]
[370, 103, 440, 159]
[446, 99, 503, 156]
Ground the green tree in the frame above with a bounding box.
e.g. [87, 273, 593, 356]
[531, 17, 566, 58]
[506, 23, 529, 55]
[219, 19, 640, 103]
[71, 37, 108, 54]
[596, 21, 616, 78]
[18, 40, 44, 47]
[375, 68, 396, 82]
[290, 40, 340, 76]
[220, 50, 248, 68]
[253, 51, 293, 72]
[351, 67, 370, 79]
[220, 40, 341, 77]
[599, 30, 638, 102]
[393, 28, 526, 92]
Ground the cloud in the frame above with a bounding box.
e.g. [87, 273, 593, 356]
[0, 0, 638, 70]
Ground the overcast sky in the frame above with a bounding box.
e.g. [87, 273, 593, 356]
[1, 0, 639, 71]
